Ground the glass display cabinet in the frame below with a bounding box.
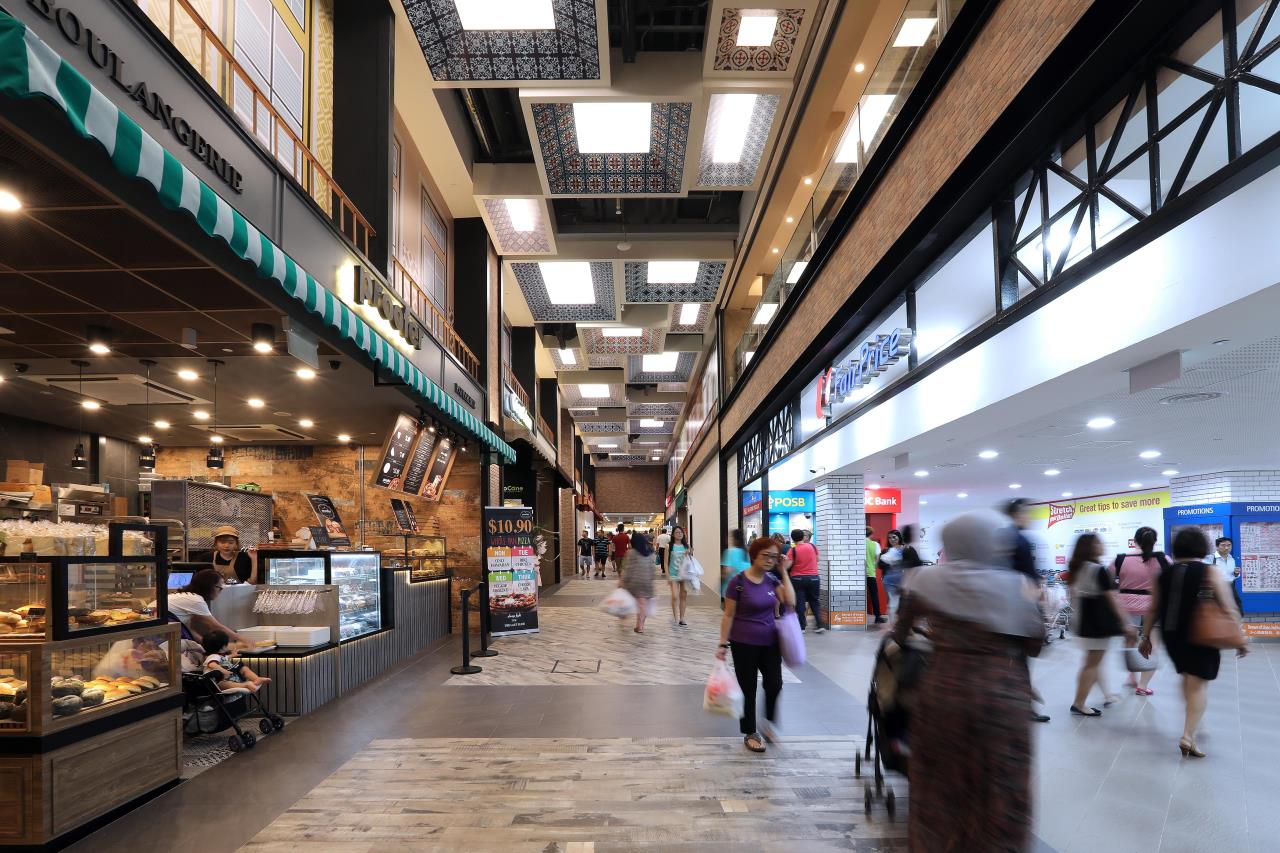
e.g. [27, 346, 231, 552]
[257, 550, 388, 641]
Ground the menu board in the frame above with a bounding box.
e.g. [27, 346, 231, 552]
[484, 506, 539, 635]
[400, 430, 438, 495]
[420, 437, 456, 502]
[305, 494, 351, 547]
[389, 498, 417, 533]
[372, 413, 420, 491]
[1240, 521, 1280, 592]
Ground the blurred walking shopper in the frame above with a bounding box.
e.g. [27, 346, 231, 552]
[865, 527, 885, 624]
[788, 529, 825, 633]
[1141, 528, 1248, 758]
[667, 525, 692, 625]
[879, 529, 904, 600]
[717, 536, 796, 753]
[892, 510, 1044, 852]
[1068, 534, 1134, 716]
[720, 529, 749, 596]
[621, 533, 655, 633]
[1003, 498, 1051, 724]
[1115, 526, 1169, 695]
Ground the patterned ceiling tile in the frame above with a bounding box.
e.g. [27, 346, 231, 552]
[512, 262, 616, 322]
[697, 93, 780, 188]
[569, 407, 603, 418]
[667, 302, 712, 333]
[628, 418, 676, 434]
[586, 352, 627, 368]
[401, 0, 601, 83]
[658, 382, 689, 393]
[628, 402, 682, 418]
[550, 346, 585, 370]
[623, 262, 725, 303]
[713, 8, 805, 73]
[578, 421, 627, 433]
[594, 454, 653, 466]
[579, 327, 665, 355]
[531, 102, 692, 195]
[481, 198, 554, 255]
[627, 352, 696, 384]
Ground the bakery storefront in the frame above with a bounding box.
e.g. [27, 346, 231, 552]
[0, 1, 511, 846]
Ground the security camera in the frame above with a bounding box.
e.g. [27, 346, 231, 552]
[328, 360, 341, 371]
[13, 363, 29, 374]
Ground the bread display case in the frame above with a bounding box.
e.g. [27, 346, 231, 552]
[257, 550, 388, 641]
[0, 561, 49, 639]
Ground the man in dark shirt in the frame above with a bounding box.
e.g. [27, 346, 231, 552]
[576, 529, 594, 576]
[1004, 498, 1050, 723]
[593, 530, 611, 578]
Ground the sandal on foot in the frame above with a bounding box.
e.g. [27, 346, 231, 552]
[744, 734, 766, 753]
[1070, 705, 1102, 717]
[1135, 687, 1154, 696]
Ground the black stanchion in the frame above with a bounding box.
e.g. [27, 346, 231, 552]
[450, 587, 482, 675]
[474, 580, 497, 657]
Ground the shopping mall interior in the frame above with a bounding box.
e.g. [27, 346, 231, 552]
[1, 0, 1278, 850]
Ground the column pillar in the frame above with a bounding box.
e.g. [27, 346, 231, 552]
[814, 473, 866, 629]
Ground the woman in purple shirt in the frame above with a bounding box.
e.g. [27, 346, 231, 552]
[716, 537, 796, 752]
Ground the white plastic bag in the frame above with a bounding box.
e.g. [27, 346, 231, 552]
[681, 554, 705, 580]
[703, 659, 744, 718]
[601, 587, 637, 617]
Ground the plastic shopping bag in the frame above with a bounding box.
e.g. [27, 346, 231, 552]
[600, 587, 637, 618]
[776, 607, 807, 667]
[703, 659, 744, 718]
[681, 554, 705, 580]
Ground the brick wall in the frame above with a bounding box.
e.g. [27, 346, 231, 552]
[722, 0, 1094, 442]
[559, 487, 577, 577]
[154, 445, 483, 628]
[595, 467, 667, 514]
[815, 473, 866, 628]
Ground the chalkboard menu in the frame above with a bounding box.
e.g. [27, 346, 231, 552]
[305, 494, 350, 547]
[389, 498, 418, 533]
[421, 437, 456, 502]
[372, 413, 419, 491]
[400, 429, 438, 495]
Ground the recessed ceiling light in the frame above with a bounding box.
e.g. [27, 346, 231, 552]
[836, 95, 898, 163]
[1129, 482, 1143, 488]
[299, 418, 314, 428]
[81, 400, 100, 410]
[296, 367, 317, 380]
[771, 247, 780, 254]
[803, 176, 813, 185]
[193, 410, 210, 421]
[539, 261, 595, 305]
[710, 93, 758, 163]
[1009, 483, 1022, 489]
[854, 62, 866, 73]
[639, 418, 664, 428]
[1139, 449, 1162, 459]
[736, 10, 777, 46]
[454, 0, 554, 30]
[579, 384, 611, 398]
[913, 470, 929, 478]
[1061, 491, 1073, 497]
[752, 301, 778, 326]
[178, 369, 199, 381]
[504, 198, 539, 232]
[786, 260, 808, 284]
[894, 16, 938, 47]
[573, 102, 652, 153]
[247, 397, 265, 408]
[785, 216, 795, 224]
[139, 435, 152, 444]
[1161, 469, 1179, 476]
[956, 492, 968, 498]
[602, 327, 644, 338]
[1086, 416, 1115, 429]
[1044, 469, 1060, 476]
[558, 348, 577, 366]
[919, 499, 928, 505]
[155, 420, 170, 430]
[678, 303, 700, 326]
[647, 260, 699, 284]
[336, 433, 351, 443]
[253, 341, 272, 353]
[642, 352, 679, 373]
[88, 343, 111, 355]
[978, 450, 999, 460]
[210, 434, 224, 444]
[0, 189, 21, 212]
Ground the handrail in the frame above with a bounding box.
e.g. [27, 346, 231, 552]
[502, 364, 532, 412]
[140, 0, 375, 257]
[536, 414, 555, 447]
[390, 258, 482, 383]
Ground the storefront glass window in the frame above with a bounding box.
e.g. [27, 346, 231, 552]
[742, 478, 764, 543]
[914, 218, 995, 361]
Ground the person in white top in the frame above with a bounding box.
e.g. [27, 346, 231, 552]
[656, 528, 672, 576]
[163, 569, 248, 645]
[1209, 537, 1238, 578]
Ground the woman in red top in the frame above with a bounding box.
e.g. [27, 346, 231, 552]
[788, 529, 824, 632]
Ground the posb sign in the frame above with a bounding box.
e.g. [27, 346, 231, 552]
[864, 489, 902, 511]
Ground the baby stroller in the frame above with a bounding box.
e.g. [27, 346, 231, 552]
[856, 628, 929, 819]
[182, 670, 284, 752]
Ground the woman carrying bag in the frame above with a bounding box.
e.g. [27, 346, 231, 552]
[1140, 528, 1247, 758]
[1067, 534, 1135, 717]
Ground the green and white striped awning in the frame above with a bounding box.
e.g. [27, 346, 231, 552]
[0, 11, 514, 464]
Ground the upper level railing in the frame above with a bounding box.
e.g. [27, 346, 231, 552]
[537, 414, 556, 448]
[135, 0, 375, 257]
[502, 364, 532, 414]
[390, 258, 481, 384]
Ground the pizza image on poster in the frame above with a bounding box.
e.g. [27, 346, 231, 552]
[484, 506, 539, 636]
[306, 494, 351, 547]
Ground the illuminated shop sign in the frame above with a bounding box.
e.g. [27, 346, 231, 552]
[768, 490, 815, 513]
[815, 328, 913, 418]
[863, 488, 902, 511]
[356, 265, 426, 349]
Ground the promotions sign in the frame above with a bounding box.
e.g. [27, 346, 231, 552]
[484, 506, 539, 636]
[305, 494, 351, 547]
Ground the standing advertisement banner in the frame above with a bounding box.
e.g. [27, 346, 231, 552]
[1025, 490, 1170, 575]
[484, 506, 540, 636]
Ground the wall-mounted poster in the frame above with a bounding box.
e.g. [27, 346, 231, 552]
[372, 413, 419, 491]
[484, 505, 539, 636]
[420, 437, 457, 502]
[400, 428, 438, 495]
[306, 494, 351, 547]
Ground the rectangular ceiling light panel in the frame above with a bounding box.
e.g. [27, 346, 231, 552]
[786, 260, 808, 284]
[678, 303, 700, 325]
[539, 261, 595, 304]
[602, 327, 644, 338]
[504, 198, 539, 232]
[894, 17, 938, 47]
[647, 261, 700, 283]
[639, 418, 665, 428]
[573, 102, 653, 153]
[710, 94, 758, 163]
[736, 11, 778, 46]
[834, 95, 897, 164]
[558, 348, 577, 366]
[455, 0, 556, 30]
[641, 352, 680, 373]
[579, 384, 612, 398]
[752, 301, 778, 326]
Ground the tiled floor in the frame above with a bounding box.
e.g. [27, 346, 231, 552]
[65, 577, 1280, 853]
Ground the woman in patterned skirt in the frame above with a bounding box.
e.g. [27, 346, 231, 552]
[892, 510, 1044, 852]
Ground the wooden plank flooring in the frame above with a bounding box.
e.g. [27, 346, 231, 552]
[241, 736, 906, 852]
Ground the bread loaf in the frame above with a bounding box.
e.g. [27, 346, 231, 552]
[80, 688, 105, 706]
[52, 695, 83, 716]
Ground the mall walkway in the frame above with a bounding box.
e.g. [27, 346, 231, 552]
[68, 576, 1280, 852]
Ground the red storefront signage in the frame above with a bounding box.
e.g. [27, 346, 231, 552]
[864, 488, 902, 511]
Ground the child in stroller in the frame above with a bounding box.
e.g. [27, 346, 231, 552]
[183, 631, 283, 751]
[201, 631, 271, 693]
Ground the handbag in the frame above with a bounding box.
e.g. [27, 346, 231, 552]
[1189, 577, 1246, 649]
[775, 607, 806, 667]
[1123, 646, 1156, 672]
[1076, 566, 1124, 638]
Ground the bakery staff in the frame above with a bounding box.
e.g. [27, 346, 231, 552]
[211, 525, 258, 584]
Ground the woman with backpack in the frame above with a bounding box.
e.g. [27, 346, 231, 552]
[1115, 526, 1169, 695]
[1067, 534, 1135, 717]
